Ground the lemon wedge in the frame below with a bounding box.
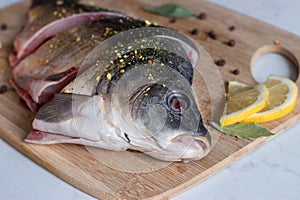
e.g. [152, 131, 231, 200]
[243, 75, 298, 123]
[220, 81, 269, 126]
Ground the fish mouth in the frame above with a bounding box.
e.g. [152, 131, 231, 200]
[171, 133, 212, 161]
[190, 135, 211, 155]
[194, 136, 210, 152]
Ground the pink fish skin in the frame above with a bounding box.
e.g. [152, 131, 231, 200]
[10, 0, 125, 66]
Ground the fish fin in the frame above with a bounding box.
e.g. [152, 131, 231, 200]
[9, 53, 18, 67]
[26, 129, 129, 151]
[25, 129, 81, 144]
[10, 78, 41, 112]
[36, 67, 79, 104]
[45, 67, 78, 82]
[36, 93, 87, 123]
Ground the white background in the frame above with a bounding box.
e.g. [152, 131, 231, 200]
[1, 0, 300, 200]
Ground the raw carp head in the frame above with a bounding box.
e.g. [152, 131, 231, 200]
[26, 27, 223, 163]
[128, 82, 211, 161]
[96, 28, 214, 162]
[110, 54, 211, 162]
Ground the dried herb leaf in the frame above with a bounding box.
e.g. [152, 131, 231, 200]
[212, 122, 274, 140]
[144, 3, 195, 18]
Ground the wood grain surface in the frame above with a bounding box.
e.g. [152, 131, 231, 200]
[0, 0, 300, 199]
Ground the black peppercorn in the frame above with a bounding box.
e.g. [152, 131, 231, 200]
[169, 18, 176, 23]
[208, 30, 217, 40]
[232, 69, 240, 75]
[190, 28, 199, 35]
[227, 39, 236, 47]
[197, 12, 207, 20]
[229, 25, 235, 31]
[215, 59, 226, 66]
[0, 85, 8, 94]
[0, 23, 7, 31]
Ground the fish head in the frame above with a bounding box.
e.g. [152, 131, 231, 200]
[128, 83, 211, 162]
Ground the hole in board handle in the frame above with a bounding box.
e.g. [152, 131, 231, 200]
[251, 45, 299, 83]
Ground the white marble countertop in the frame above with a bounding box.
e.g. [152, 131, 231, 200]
[1, 0, 300, 199]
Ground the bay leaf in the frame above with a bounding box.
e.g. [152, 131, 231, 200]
[212, 122, 274, 140]
[144, 3, 195, 18]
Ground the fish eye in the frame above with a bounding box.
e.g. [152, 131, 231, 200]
[166, 93, 190, 113]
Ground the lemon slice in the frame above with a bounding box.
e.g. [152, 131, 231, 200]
[243, 75, 298, 123]
[220, 81, 269, 126]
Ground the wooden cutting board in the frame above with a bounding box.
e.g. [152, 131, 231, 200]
[1, 0, 300, 199]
